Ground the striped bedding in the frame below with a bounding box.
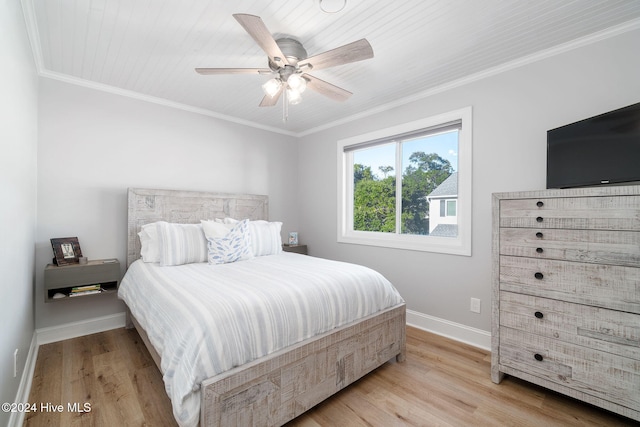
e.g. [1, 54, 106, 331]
[118, 252, 404, 427]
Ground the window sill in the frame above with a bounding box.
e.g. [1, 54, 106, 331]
[337, 231, 471, 256]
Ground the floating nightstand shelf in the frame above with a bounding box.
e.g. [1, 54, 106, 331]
[44, 259, 121, 302]
[282, 244, 308, 255]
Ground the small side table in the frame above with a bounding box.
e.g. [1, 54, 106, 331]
[44, 259, 121, 302]
[282, 244, 308, 255]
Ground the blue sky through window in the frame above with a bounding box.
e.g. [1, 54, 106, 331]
[353, 130, 458, 179]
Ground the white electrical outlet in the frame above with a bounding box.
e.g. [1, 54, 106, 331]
[470, 298, 481, 314]
[13, 349, 18, 378]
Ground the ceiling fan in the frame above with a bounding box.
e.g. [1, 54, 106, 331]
[195, 14, 374, 109]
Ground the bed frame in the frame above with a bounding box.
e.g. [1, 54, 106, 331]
[125, 187, 406, 426]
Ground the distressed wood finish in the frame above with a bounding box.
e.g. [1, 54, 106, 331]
[201, 304, 406, 426]
[499, 195, 640, 230]
[124, 188, 406, 426]
[127, 188, 269, 267]
[492, 185, 640, 423]
[499, 255, 640, 313]
[499, 228, 640, 267]
[499, 291, 640, 360]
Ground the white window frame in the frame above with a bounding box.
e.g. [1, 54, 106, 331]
[337, 107, 472, 256]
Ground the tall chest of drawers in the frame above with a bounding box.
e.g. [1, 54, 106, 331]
[491, 186, 640, 422]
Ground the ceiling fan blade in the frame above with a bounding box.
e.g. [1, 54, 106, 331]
[259, 86, 284, 107]
[195, 68, 271, 75]
[233, 14, 289, 66]
[304, 74, 352, 102]
[300, 39, 373, 71]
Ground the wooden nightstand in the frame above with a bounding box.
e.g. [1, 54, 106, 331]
[44, 259, 120, 302]
[282, 244, 308, 255]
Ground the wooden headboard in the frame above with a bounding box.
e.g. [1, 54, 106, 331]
[127, 188, 269, 267]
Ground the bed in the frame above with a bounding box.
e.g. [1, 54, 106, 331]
[119, 188, 406, 427]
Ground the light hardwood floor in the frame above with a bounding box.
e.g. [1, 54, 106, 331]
[25, 326, 636, 426]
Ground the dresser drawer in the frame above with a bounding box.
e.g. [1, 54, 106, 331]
[499, 228, 640, 267]
[499, 291, 640, 360]
[499, 327, 640, 411]
[499, 196, 640, 230]
[499, 256, 640, 313]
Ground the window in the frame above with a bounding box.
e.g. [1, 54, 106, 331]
[440, 199, 456, 217]
[337, 107, 472, 255]
[447, 200, 457, 216]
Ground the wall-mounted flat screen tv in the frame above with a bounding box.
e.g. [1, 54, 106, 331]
[547, 102, 640, 189]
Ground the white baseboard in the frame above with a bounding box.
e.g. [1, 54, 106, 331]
[406, 309, 491, 351]
[7, 314, 127, 427]
[8, 333, 38, 427]
[36, 312, 127, 345]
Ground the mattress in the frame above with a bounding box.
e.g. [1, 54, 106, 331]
[118, 252, 404, 427]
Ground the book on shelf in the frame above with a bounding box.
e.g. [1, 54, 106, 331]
[69, 289, 102, 297]
[71, 284, 101, 293]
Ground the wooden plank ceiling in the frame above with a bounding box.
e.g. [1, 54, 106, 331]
[25, 0, 640, 135]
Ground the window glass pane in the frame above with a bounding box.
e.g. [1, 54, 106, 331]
[352, 143, 396, 232]
[447, 200, 457, 216]
[401, 130, 458, 235]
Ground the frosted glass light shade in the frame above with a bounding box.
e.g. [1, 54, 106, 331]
[287, 88, 302, 105]
[287, 74, 307, 93]
[262, 78, 282, 97]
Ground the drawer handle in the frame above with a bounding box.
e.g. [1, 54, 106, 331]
[534, 311, 544, 319]
[534, 272, 544, 280]
[536, 201, 544, 207]
[534, 353, 544, 362]
[535, 232, 543, 238]
[536, 247, 544, 253]
[536, 216, 544, 223]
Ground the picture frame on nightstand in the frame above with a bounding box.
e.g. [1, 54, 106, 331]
[50, 237, 83, 266]
[288, 232, 298, 245]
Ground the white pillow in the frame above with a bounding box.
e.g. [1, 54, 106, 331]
[223, 218, 283, 256]
[200, 220, 233, 239]
[156, 222, 208, 266]
[248, 220, 283, 256]
[138, 222, 161, 263]
[207, 219, 254, 265]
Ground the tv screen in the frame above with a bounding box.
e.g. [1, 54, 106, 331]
[546, 102, 640, 189]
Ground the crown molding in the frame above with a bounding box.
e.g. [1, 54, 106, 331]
[39, 70, 299, 137]
[298, 18, 640, 136]
[19, 0, 640, 138]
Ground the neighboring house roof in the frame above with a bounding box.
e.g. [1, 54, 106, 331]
[429, 224, 458, 237]
[427, 172, 458, 198]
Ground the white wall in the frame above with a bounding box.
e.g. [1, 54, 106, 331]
[297, 28, 640, 339]
[35, 79, 299, 328]
[0, 0, 38, 423]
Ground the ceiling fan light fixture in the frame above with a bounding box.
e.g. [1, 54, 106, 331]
[319, 0, 347, 13]
[287, 88, 303, 105]
[287, 74, 307, 93]
[262, 78, 282, 97]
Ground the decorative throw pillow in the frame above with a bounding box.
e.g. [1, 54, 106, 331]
[156, 222, 208, 266]
[207, 219, 254, 265]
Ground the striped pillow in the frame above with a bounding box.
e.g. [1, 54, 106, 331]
[157, 222, 208, 266]
[207, 219, 254, 265]
[248, 220, 283, 256]
[223, 218, 283, 256]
